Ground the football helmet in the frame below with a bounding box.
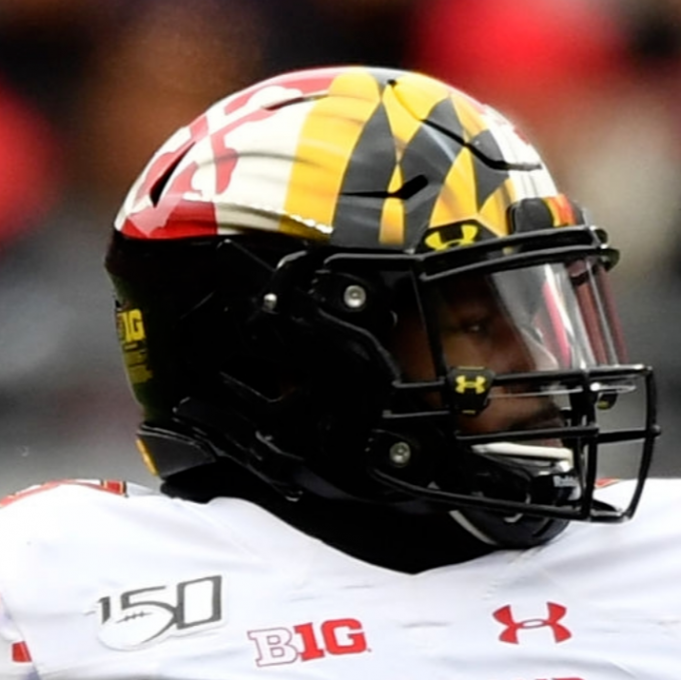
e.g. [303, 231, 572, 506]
[105, 66, 658, 549]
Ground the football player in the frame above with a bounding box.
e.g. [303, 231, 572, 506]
[0, 66, 670, 679]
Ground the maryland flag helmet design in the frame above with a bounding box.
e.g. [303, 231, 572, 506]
[114, 65, 574, 246]
[106, 66, 658, 553]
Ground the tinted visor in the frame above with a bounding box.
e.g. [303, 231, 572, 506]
[428, 257, 626, 384]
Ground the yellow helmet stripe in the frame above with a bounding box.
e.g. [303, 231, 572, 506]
[390, 72, 452, 120]
[478, 177, 516, 235]
[283, 70, 381, 237]
[379, 165, 405, 245]
[429, 147, 478, 227]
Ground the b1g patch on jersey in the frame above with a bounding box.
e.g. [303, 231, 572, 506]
[94, 574, 224, 650]
[248, 617, 369, 667]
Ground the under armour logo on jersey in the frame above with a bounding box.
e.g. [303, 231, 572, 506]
[493, 602, 572, 644]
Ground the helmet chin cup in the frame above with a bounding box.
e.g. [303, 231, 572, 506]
[367, 362, 657, 548]
[367, 437, 573, 548]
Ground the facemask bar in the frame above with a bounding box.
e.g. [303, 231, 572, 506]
[373, 366, 657, 522]
[314, 228, 658, 524]
[237, 226, 659, 526]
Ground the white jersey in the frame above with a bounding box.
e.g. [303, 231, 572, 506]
[0, 477, 679, 680]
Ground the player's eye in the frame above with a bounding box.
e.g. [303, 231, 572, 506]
[444, 315, 492, 336]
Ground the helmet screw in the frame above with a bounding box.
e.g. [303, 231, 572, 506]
[389, 441, 412, 467]
[262, 293, 278, 311]
[343, 284, 367, 310]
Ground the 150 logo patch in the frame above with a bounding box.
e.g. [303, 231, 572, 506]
[96, 575, 224, 650]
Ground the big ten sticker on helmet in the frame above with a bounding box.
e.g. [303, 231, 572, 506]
[247, 618, 368, 667]
[116, 307, 152, 385]
[95, 575, 224, 650]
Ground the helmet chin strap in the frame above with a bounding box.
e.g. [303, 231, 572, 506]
[447, 503, 569, 549]
[447, 509, 501, 546]
[441, 440, 579, 548]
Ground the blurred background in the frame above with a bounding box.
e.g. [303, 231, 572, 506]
[1, 0, 680, 495]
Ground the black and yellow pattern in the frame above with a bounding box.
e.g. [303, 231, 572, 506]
[282, 67, 548, 251]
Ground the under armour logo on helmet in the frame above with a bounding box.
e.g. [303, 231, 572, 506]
[493, 602, 572, 644]
[449, 367, 494, 415]
[423, 223, 480, 251]
[454, 374, 488, 395]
